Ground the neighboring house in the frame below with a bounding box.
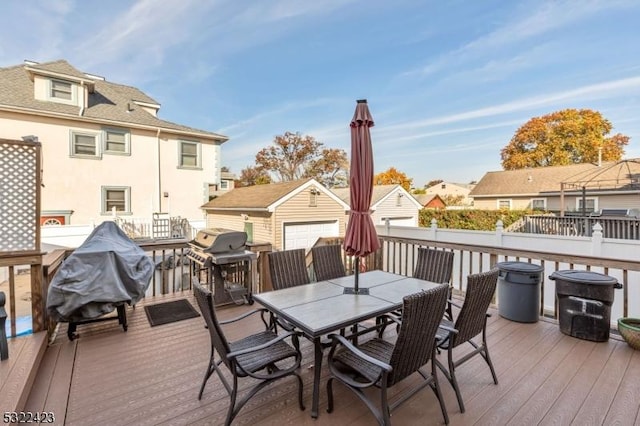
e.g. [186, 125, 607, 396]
[425, 181, 475, 205]
[209, 171, 236, 199]
[201, 179, 349, 251]
[332, 185, 422, 227]
[0, 59, 228, 225]
[470, 159, 640, 213]
[413, 193, 446, 209]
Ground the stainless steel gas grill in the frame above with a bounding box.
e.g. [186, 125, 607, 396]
[187, 228, 257, 306]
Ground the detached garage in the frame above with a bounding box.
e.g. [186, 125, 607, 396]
[332, 185, 422, 227]
[201, 178, 348, 251]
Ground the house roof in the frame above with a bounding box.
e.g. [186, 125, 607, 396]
[0, 60, 228, 141]
[201, 178, 349, 211]
[331, 185, 423, 209]
[470, 159, 640, 197]
[414, 193, 444, 206]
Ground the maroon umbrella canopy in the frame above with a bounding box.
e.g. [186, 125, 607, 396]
[343, 99, 380, 259]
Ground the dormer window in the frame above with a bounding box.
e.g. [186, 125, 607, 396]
[51, 79, 72, 100]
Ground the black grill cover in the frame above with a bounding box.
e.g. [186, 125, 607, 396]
[47, 221, 154, 322]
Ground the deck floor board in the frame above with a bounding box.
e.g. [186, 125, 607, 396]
[23, 292, 640, 426]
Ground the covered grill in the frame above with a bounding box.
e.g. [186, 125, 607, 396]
[187, 228, 257, 306]
[47, 221, 154, 340]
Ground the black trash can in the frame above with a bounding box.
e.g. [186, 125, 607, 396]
[550, 270, 622, 342]
[497, 261, 544, 323]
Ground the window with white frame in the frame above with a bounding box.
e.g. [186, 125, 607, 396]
[396, 192, 404, 207]
[497, 199, 512, 210]
[220, 180, 229, 190]
[178, 141, 201, 168]
[576, 197, 598, 213]
[50, 79, 72, 100]
[531, 198, 546, 211]
[102, 186, 130, 214]
[103, 128, 130, 154]
[70, 131, 100, 158]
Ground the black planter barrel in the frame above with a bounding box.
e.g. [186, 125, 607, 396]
[550, 270, 622, 342]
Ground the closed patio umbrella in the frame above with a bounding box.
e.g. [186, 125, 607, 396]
[343, 99, 380, 294]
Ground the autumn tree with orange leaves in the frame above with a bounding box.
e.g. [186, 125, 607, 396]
[374, 167, 413, 191]
[253, 131, 348, 187]
[501, 109, 629, 170]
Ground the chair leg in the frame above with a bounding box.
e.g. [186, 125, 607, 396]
[198, 353, 216, 400]
[380, 386, 391, 426]
[483, 331, 499, 385]
[326, 377, 335, 413]
[225, 375, 239, 426]
[431, 357, 450, 425]
[295, 373, 306, 411]
[448, 347, 465, 413]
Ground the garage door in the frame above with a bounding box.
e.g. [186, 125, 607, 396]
[284, 221, 339, 250]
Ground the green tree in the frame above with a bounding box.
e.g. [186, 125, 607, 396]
[501, 109, 629, 170]
[374, 167, 413, 191]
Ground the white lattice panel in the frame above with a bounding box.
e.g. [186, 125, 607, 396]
[0, 140, 39, 252]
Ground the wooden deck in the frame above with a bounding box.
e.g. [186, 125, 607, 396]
[20, 292, 640, 426]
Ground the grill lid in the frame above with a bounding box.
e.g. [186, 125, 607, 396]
[190, 228, 247, 254]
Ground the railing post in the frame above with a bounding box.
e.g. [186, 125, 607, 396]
[0, 291, 8, 360]
[591, 222, 603, 257]
[429, 218, 438, 240]
[496, 220, 504, 246]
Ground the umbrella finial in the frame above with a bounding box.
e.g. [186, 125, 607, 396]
[357, 99, 367, 104]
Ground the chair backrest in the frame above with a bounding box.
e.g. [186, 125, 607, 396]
[268, 249, 310, 290]
[387, 284, 449, 385]
[192, 278, 232, 369]
[312, 245, 346, 282]
[413, 248, 454, 284]
[452, 268, 499, 347]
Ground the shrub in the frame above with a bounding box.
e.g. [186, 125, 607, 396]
[418, 209, 532, 230]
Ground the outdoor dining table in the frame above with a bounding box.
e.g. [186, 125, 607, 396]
[252, 269, 442, 418]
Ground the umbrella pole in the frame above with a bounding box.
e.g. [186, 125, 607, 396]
[344, 256, 368, 295]
[354, 257, 359, 291]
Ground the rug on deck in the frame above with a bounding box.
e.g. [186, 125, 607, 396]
[144, 299, 200, 327]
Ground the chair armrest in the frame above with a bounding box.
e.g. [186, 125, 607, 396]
[327, 334, 392, 373]
[219, 308, 270, 325]
[447, 299, 463, 310]
[227, 330, 300, 359]
[438, 323, 458, 334]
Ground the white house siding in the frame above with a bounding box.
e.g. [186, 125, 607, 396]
[205, 211, 273, 243]
[371, 189, 419, 226]
[0, 111, 219, 224]
[471, 193, 640, 212]
[274, 189, 346, 251]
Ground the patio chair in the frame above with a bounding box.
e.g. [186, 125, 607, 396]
[377, 247, 454, 337]
[268, 249, 310, 290]
[326, 284, 452, 425]
[435, 268, 499, 413]
[413, 247, 454, 284]
[192, 278, 305, 425]
[312, 244, 346, 281]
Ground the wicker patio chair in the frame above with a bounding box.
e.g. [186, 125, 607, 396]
[413, 247, 454, 284]
[268, 249, 310, 290]
[377, 247, 455, 337]
[435, 268, 499, 413]
[312, 244, 346, 282]
[193, 278, 305, 425]
[326, 284, 452, 425]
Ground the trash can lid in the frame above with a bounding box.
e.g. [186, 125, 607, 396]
[549, 270, 618, 285]
[496, 261, 544, 273]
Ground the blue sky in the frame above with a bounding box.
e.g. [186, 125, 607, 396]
[2, 0, 640, 186]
